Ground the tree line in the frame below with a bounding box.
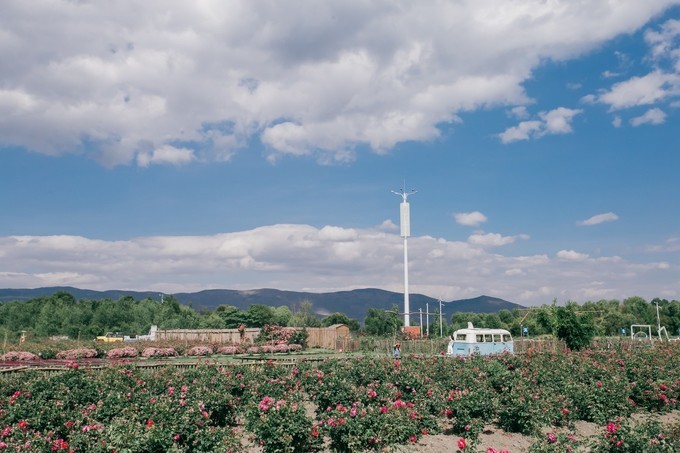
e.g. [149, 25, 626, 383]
[0, 291, 678, 342]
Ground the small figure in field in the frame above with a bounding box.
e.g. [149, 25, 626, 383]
[393, 343, 401, 358]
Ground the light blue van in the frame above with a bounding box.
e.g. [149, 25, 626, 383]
[446, 322, 513, 356]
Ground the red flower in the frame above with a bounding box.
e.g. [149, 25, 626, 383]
[596, 381, 603, 388]
[410, 434, 417, 443]
[146, 419, 154, 428]
[457, 438, 467, 450]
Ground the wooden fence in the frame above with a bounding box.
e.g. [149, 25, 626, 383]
[155, 328, 259, 344]
[154, 326, 350, 350]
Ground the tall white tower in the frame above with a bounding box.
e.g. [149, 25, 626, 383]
[392, 187, 416, 327]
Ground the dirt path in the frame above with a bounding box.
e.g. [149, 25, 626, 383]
[402, 411, 679, 452]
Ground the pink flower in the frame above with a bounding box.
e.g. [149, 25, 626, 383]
[258, 396, 274, 412]
[606, 423, 619, 434]
[146, 419, 154, 428]
[486, 449, 498, 453]
[457, 438, 467, 450]
[562, 408, 570, 414]
[173, 434, 180, 441]
[547, 432, 557, 443]
[596, 381, 603, 388]
[410, 434, 417, 443]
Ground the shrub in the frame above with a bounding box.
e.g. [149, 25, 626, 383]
[106, 346, 139, 358]
[246, 396, 322, 452]
[0, 351, 38, 361]
[215, 345, 241, 355]
[56, 348, 98, 359]
[186, 346, 213, 356]
[141, 347, 177, 358]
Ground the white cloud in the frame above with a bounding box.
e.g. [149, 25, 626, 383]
[498, 120, 543, 143]
[579, 212, 619, 226]
[468, 232, 529, 247]
[645, 236, 680, 253]
[630, 107, 667, 126]
[377, 219, 399, 231]
[0, 1, 676, 166]
[510, 106, 530, 119]
[499, 107, 582, 143]
[556, 250, 590, 261]
[1, 225, 677, 306]
[454, 211, 488, 227]
[612, 116, 623, 127]
[598, 71, 679, 109]
[137, 145, 196, 167]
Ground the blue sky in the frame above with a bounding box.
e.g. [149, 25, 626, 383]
[1, 1, 679, 307]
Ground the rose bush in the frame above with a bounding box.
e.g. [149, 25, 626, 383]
[0, 342, 678, 452]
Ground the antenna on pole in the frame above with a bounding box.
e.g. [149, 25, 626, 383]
[392, 185, 417, 327]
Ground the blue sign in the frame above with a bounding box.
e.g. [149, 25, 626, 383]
[620, 328, 627, 335]
[522, 327, 529, 335]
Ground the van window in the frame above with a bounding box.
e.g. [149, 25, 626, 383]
[476, 335, 484, 342]
[492, 334, 499, 342]
[484, 334, 492, 342]
[455, 334, 466, 341]
[502, 334, 511, 342]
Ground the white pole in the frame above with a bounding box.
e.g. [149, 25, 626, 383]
[655, 302, 661, 340]
[392, 187, 416, 328]
[404, 236, 410, 327]
[426, 303, 429, 337]
[439, 300, 443, 337]
[419, 308, 423, 337]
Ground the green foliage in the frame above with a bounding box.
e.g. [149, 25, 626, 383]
[288, 300, 322, 328]
[321, 312, 360, 331]
[245, 396, 322, 453]
[1, 345, 680, 451]
[589, 417, 679, 452]
[363, 307, 402, 336]
[555, 304, 596, 350]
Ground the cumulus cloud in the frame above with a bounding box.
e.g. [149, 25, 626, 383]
[0, 1, 676, 166]
[578, 212, 619, 226]
[467, 232, 530, 247]
[137, 145, 196, 167]
[454, 211, 488, 227]
[598, 71, 679, 110]
[1, 225, 677, 306]
[630, 107, 667, 126]
[498, 107, 582, 143]
[556, 249, 590, 261]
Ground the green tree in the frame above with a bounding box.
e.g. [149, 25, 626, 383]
[321, 312, 360, 331]
[244, 304, 275, 327]
[363, 307, 402, 336]
[555, 303, 596, 350]
[215, 305, 247, 327]
[288, 300, 321, 327]
[272, 305, 293, 326]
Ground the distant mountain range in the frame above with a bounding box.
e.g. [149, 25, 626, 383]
[0, 286, 524, 321]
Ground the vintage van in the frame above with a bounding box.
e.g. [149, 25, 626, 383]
[446, 322, 513, 356]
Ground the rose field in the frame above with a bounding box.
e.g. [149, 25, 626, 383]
[1, 343, 679, 452]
